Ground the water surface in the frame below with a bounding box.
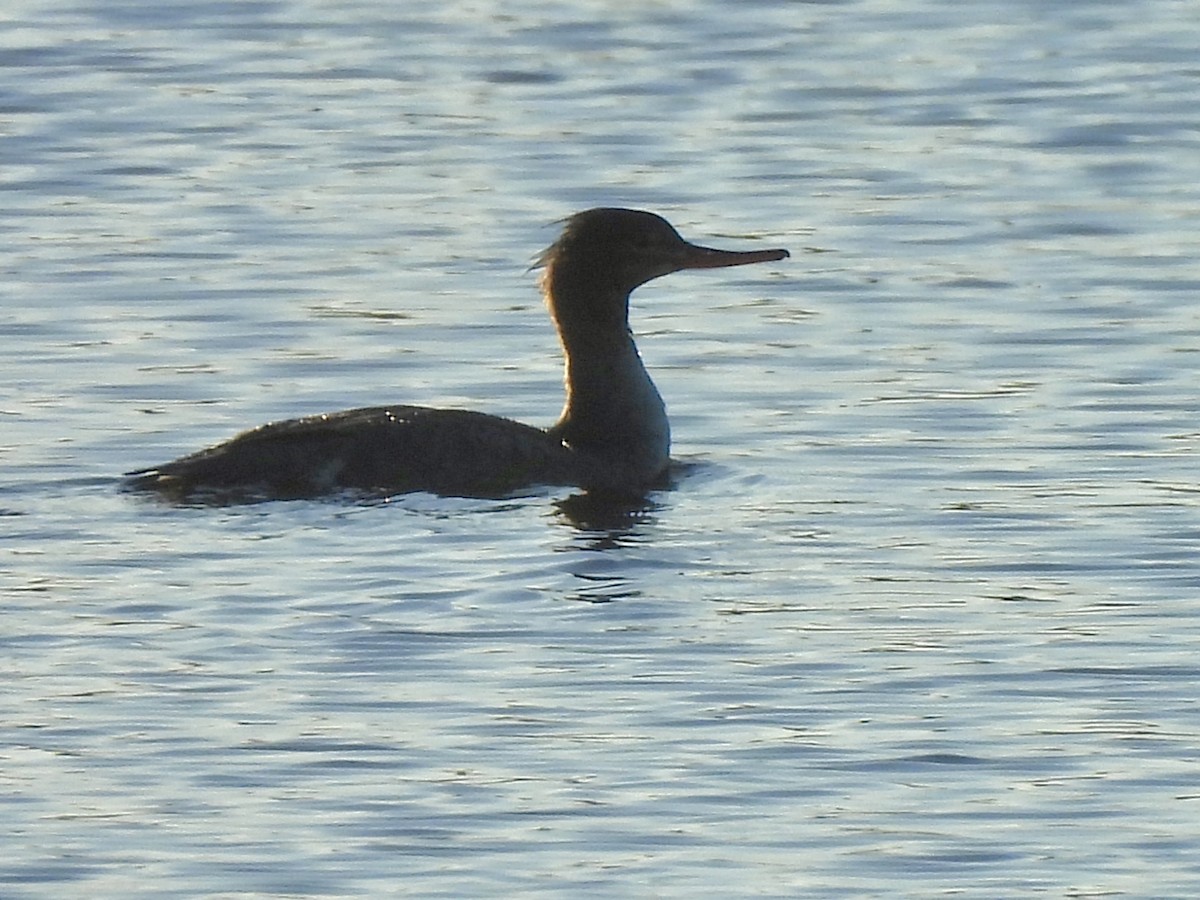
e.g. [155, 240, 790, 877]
[3, 0, 1200, 896]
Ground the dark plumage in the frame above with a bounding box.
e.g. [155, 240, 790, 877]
[126, 208, 788, 503]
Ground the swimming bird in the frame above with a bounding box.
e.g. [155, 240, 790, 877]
[125, 208, 788, 502]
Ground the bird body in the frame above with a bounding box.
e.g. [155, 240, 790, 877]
[126, 208, 788, 502]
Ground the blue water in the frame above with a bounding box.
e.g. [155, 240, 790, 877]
[4, 0, 1200, 896]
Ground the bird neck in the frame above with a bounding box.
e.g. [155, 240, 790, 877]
[546, 281, 670, 484]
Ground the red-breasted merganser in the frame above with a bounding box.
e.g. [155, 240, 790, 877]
[126, 208, 788, 502]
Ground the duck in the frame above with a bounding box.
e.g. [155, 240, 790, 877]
[125, 208, 788, 502]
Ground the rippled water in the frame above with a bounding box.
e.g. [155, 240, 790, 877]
[4, 0, 1200, 896]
